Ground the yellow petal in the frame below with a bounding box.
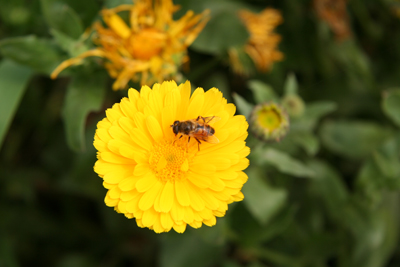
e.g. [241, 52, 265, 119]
[160, 212, 174, 230]
[120, 97, 138, 119]
[203, 216, 217, 227]
[185, 88, 204, 119]
[189, 220, 202, 229]
[119, 176, 142, 191]
[186, 182, 205, 211]
[129, 128, 153, 150]
[159, 181, 174, 212]
[141, 208, 157, 227]
[103, 169, 131, 184]
[175, 180, 190, 206]
[209, 176, 225, 191]
[146, 115, 164, 142]
[187, 171, 211, 188]
[125, 193, 142, 213]
[214, 170, 239, 181]
[120, 190, 137, 201]
[133, 163, 151, 176]
[108, 186, 121, 199]
[104, 12, 131, 39]
[173, 223, 187, 233]
[138, 180, 163, 211]
[199, 189, 220, 210]
[136, 173, 158, 192]
[100, 152, 133, 164]
[183, 206, 194, 224]
[170, 197, 184, 222]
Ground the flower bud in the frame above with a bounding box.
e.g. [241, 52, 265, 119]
[282, 94, 305, 118]
[250, 102, 289, 142]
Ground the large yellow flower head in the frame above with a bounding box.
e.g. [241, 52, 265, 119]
[229, 8, 283, 74]
[94, 81, 250, 233]
[51, 0, 209, 90]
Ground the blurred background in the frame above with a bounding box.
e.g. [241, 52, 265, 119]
[2, 0, 400, 266]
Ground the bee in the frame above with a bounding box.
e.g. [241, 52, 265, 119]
[171, 116, 220, 150]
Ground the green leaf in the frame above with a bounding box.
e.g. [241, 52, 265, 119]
[243, 166, 287, 225]
[291, 101, 337, 132]
[62, 70, 106, 152]
[262, 148, 316, 178]
[382, 89, 400, 127]
[248, 80, 278, 104]
[0, 60, 32, 149]
[50, 28, 89, 57]
[191, 9, 249, 54]
[201, 71, 232, 102]
[350, 194, 400, 267]
[0, 35, 65, 75]
[308, 160, 349, 213]
[291, 131, 320, 156]
[104, 0, 133, 8]
[356, 135, 400, 203]
[283, 73, 298, 95]
[40, 0, 84, 39]
[160, 230, 223, 267]
[232, 93, 254, 119]
[320, 120, 392, 159]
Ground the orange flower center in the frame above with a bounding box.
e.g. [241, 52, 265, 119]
[149, 141, 189, 182]
[129, 28, 166, 60]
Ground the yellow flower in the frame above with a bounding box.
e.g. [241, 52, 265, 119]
[93, 80, 250, 233]
[230, 8, 283, 74]
[51, 0, 209, 90]
[250, 102, 289, 142]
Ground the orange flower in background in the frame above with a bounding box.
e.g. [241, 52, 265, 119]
[230, 8, 283, 74]
[314, 0, 352, 41]
[93, 81, 250, 233]
[51, 0, 209, 90]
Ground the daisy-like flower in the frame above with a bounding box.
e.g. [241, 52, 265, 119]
[250, 102, 289, 142]
[93, 80, 250, 233]
[314, 0, 351, 41]
[229, 8, 283, 74]
[51, 0, 209, 90]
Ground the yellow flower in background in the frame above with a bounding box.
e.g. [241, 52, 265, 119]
[51, 0, 209, 90]
[230, 8, 283, 74]
[250, 102, 289, 142]
[313, 0, 351, 41]
[94, 80, 250, 233]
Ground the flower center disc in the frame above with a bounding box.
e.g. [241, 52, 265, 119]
[149, 142, 189, 182]
[257, 107, 282, 132]
[129, 28, 166, 60]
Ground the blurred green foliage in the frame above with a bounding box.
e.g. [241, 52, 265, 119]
[2, 0, 400, 266]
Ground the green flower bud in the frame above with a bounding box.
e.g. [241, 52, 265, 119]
[250, 102, 289, 142]
[282, 94, 305, 118]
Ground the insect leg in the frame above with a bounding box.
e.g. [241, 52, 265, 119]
[194, 138, 202, 151]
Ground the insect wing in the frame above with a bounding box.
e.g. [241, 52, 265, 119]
[203, 134, 219, 144]
[202, 116, 221, 124]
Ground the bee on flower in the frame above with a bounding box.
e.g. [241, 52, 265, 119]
[51, 0, 209, 90]
[229, 8, 283, 74]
